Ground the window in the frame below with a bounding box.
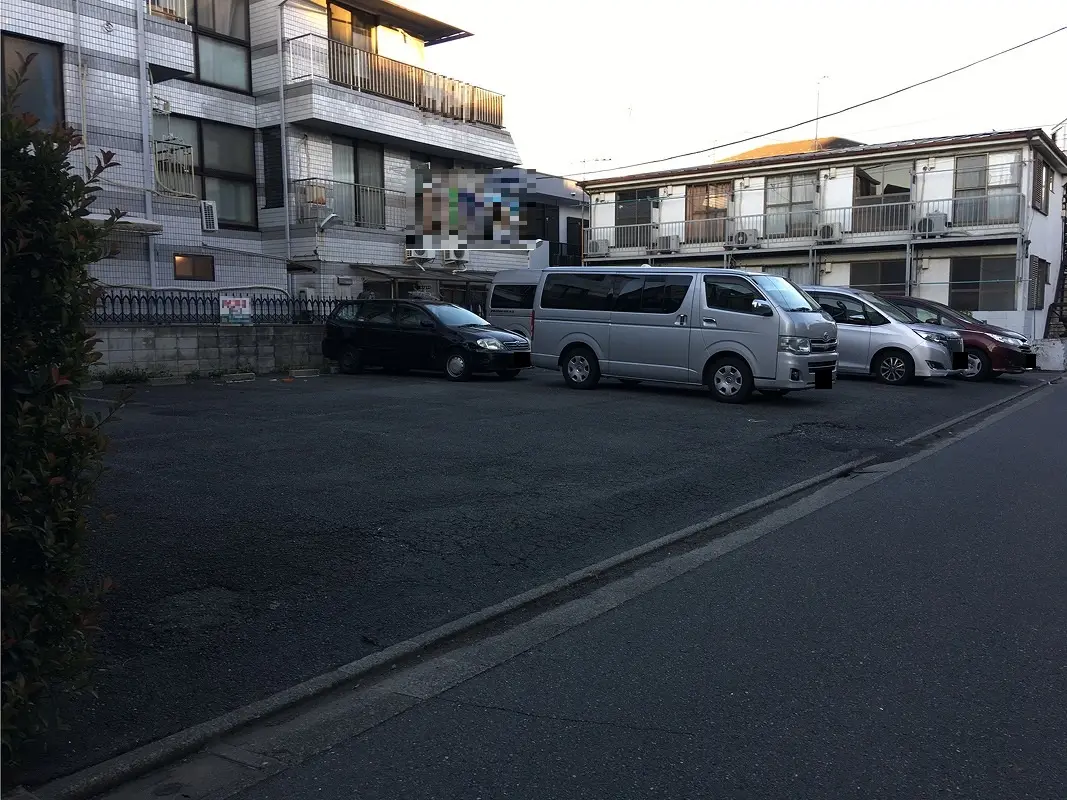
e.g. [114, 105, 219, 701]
[750, 275, 820, 312]
[612, 275, 692, 314]
[395, 304, 431, 328]
[328, 2, 376, 52]
[333, 138, 385, 227]
[615, 188, 659, 248]
[853, 162, 911, 233]
[541, 273, 613, 311]
[332, 303, 359, 321]
[810, 293, 882, 326]
[1, 34, 63, 129]
[1032, 160, 1051, 215]
[764, 173, 817, 238]
[1028, 256, 1049, 310]
[685, 182, 731, 243]
[193, 0, 250, 91]
[761, 264, 814, 286]
[704, 276, 765, 313]
[356, 301, 394, 324]
[949, 256, 1016, 312]
[173, 254, 215, 280]
[905, 305, 943, 325]
[490, 284, 536, 310]
[261, 127, 283, 209]
[954, 153, 1021, 225]
[849, 260, 906, 296]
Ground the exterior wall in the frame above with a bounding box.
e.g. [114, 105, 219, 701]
[91, 324, 325, 377]
[1023, 147, 1066, 341]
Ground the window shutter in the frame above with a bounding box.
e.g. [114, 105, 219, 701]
[1031, 160, 1049, 213]
[262, 127, 284, 209]
[1028, 255, 1047, 309]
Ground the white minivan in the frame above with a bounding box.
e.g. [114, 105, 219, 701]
[487, 269, 540, 338]
[530, 266, 838, 403]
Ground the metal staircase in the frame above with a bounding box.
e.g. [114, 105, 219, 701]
[1045, 187, 1067, 338]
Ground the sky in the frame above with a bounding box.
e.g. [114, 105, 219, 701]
[399, 0, 1066, 179]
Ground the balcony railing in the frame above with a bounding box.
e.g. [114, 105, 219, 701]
[285, 34, 504, 128]
[147, 0, 188, 23]
[586, 193, 1024, 255]
[291, 178, 408, 230]
[152, 139, 197, 198]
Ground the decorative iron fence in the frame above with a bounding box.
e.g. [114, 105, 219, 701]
[91, 292, 343, 325]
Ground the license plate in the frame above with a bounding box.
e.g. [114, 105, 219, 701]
[1024, 353, 1037, 369]
[952, 352, 968, 370]
[513, 352, 531, 368]
[814, 369, 833, 389]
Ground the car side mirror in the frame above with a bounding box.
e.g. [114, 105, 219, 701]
[420, 319, 435, 329]
[751, 299, 774, 317]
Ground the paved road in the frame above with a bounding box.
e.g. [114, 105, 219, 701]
[234, 382, 1067, 800]
[17, 368, 1047, 785]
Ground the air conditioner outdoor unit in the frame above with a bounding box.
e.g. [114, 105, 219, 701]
[726, 228, 760, 249]
[816, 222, 842, 243]
[915, 213, 950, 237]
[442, 248, 469, 263]
[300, 183, 328, 206]
[649, 235, 680, 254]
[406, 248, 436, 261]
[200, 200, 218, 232]
[586, 239, 611, 257]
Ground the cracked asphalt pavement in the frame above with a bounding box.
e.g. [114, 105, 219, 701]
[18, 368, 1047, 785]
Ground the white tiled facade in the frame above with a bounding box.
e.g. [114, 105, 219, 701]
[584, 132, 1067, 340]
[1, 0, 532, 297]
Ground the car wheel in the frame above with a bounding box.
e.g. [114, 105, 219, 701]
[444, 349, 473, 382]
[338, 347, 363, 374]
[496, 369, 521, 380]
[562, 347, 600, 390]
[707, 356, 754, 404]
[874, 349, 915, 386]
[961, 348, 992, 381]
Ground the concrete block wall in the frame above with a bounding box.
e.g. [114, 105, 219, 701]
[92, 325, 325, 376]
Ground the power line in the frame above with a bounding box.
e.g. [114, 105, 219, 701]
[571, 25, 1067, 181]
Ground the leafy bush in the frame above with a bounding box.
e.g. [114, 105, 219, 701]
[1, 67, 122, 760]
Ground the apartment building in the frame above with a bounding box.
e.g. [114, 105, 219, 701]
[582, 130, 1067, 340]
[1, 0, 571, 304]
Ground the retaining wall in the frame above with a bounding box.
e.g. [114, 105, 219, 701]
[91, 325, 326, 377]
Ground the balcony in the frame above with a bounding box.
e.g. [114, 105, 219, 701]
[285, 34, 504, 128]
[152, 139, 197, 198]
[585, 194, 1024, 258]
[291, 178, 408, 230]
[147, 0, 188, 24]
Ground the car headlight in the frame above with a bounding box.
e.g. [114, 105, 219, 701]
[919, 332, 950, 345]
[988, 333, 1024, 346]
[778, 336, 811, 354]
[475, 338, 504, 351]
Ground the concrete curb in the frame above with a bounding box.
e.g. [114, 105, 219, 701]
[288, 368, 320, 378]
[221, 372, 255, 384]
[78, 381, 104, 391]
[146, 376, 186, 387]
[26, 380, 1053, 800]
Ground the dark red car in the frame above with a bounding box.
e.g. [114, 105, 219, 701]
[883, 295, 1037, 381]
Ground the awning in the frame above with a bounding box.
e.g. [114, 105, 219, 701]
[86, 214, 163, 234]
[351, 265, 493, 284]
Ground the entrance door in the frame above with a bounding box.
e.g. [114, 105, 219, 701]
[809, 291, 873, 373]
[701, 275, 779, 379]
[607, 274, 694, 382]
[393, 302, 439, 369]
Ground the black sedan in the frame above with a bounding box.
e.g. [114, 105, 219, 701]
[322, 299, 532, 381]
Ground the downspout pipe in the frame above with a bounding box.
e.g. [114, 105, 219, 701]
[135, 3, 157, 287]
[277, 0, 293, 293]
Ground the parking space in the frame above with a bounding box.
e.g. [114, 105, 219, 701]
[32, 367, 1047, 784]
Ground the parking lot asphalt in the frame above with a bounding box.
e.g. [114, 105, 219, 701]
[20, 367, 1048, 785]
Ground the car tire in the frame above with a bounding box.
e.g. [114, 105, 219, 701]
[561, 346, 600, 390]
[443, 349, 473, 382]
[496, 369, 521, 380]
[338, 347, 363, 375]
[961, 348, 992, 382]
[707, 356, 754, 404]
[873, 349, 915, 386]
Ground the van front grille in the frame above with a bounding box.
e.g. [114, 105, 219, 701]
[811, 338, 837, 352]
[503, 340, 531, 352]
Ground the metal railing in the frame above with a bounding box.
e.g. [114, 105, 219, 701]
[586, 193, 1024, 254]
[285, 34, 504, 128]
[146, 0, 188, 23]
[291, 178, 408, 230]
[152, 139, 197, 198]
[91, 292, 342, 325]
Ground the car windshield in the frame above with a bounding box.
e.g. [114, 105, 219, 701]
[750, 275, 821, 312]
[426, 304, 491, 327]
[856, 291, 918, 323]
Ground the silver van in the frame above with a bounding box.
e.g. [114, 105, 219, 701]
[531, 267, 837, 403]
[487, 269, 540, 338]
[801, 286, 967, 385]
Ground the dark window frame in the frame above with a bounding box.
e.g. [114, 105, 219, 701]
[613, 274, 693, 314]
[948, 255, 1017, 312]
[1031, 159, 1051, 215]
[1, 32, 65, 129]
[261, 126, 283, 209]
[810, 292, 887, 327]
[173, 253, 215, 281]
[188, 0, 252, 94]
[489, 283, 536, 310]
[764, 172, 817, 238]
[169, 114, 257, 229]
[849, 259, 907, 296]
[703, 275, 768, 315]
[540, 273, 614, 311]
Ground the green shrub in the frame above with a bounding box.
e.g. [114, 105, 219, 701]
[1, 66, 123, 760]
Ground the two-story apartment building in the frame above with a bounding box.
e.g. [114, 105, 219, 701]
[1, 0, 578, 305]
[582, 130, 1067, 341]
